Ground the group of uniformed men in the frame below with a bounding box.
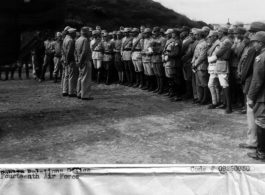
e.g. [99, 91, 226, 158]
[9, 20, 263, 161]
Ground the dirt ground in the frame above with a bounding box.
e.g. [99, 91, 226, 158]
[0, 73, 262, 164]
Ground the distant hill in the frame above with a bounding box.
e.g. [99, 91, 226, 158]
[65, 0, 209, 31]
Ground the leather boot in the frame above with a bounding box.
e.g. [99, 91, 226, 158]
[196, 87, 204, 104]
[53, 75, 58, 83]
[224, 87, 232, 114]
[171, 84, 183, 101]
[217, 88, 227, 109]
[153, 76, 160, 93]
[128, 71, 134, 87]
[148, 76, 155, 91]
[4, 70, 9, 80]
[158, 77, 164, 94]
[183, 81, 193, 100]
[169, 81, 175, 98]
[133, 73, 139, 88]
[139, 72, 145, 89]
[105, 69, 110, 85]
[96, 69, 101, 84]
[125, 71, 130, 86]
[143, 75, 150, 90]
[199, 87, 209, 105]
[18, 67, 22, 79]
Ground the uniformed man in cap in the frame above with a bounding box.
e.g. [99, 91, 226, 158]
[102, 32, 115, 85]
[75, 27, 94, 100]
[141, 28, 155, 91]
[62, 28, 78, 97]
[230, 27, 247, 110]
[111, 31, 117, 42]
[162, 29, 182, 100]
[247, 31, 265, 161]
[214, 26, 233, 113]
[114, 31, 125, 84]
[91, 30, 104, 84]
[192, 29, 210, 105]
[202, 26, 211, 38]
[239, 22, 265, 150]
[121, 28, 134, 87]
[39, 35, 54, 82]
[131, 28, 144, 88]
[52, 32, 63, 83]
[207, 31, 221, 109]
[151, 27, 166, 94]
[181, 26, 194, 100]
[233, 21, 244, 28]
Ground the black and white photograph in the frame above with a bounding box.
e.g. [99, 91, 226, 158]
[1, 0, 265, 165]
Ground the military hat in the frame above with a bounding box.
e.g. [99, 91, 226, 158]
[101, 30, 107, 34]
[181, 26, 190, 32]
[194, 29, 205, 35]
[92, 30, 98, 35]
[218, 26, 228, 33]
[56, 32, 63, 37]
[234, 27, 246, 35]
[202, 26, 210, 32]
[89, 27, 93, 31]
[109, 32, 113, 36]
[96, 26, 101, 30]
[243, 32, 250, 39]
[112, 31, 117, 35]
[123, 28, 131, 33]
[165, 29, 174, 35]
[120, 26, 125, 31]
[81, 26, 89, 32]
[116, 31, 122, 35]
[152, 27, 160, 33]
[64, 26, 71, 31]
[103, 32, 109, 37]
[67, 28, 76, 33]
[234, 21, 244, 28]
[140, 25, 145, 30]
[250, 31, 265, 43]
[132, 28, 139, 32]
[207, 30, 218, 38]
[143, 28, 152, 34]
[248, 22, 265, 32]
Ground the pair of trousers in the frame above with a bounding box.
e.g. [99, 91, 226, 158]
[63, 62, 78, 95]
[77, 61, 92, 98]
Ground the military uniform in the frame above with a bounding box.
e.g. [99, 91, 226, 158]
[91, 37, 103, 83]
[52, 38, 63, 82]
[192, 38, 209, 104]
[121, 34, 134, 86]
[102, 38, 115, 85]
[62, 34, 78, 96]
[181, 36, 195, 99]
[75, 34, 93, 99]
[162, 37, 182, 98]
[40, 39, 54, 81]
[131, 33, 144, 88]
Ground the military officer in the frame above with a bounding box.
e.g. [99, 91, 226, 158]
[214, 26, 233, 114]
[202, 26, 211, 38]
[151, 27, 166, 94]
[121, 28, 134, 87]
[141, 28, 155, 91]
[75, 27, 94, 100]
[239, 22, 265, 149]
[192, 29, 210, 105]
[131, 28, 144, 88]
[181, 26, 194, 100]
[113, 31, 125, 84]
[62, 28, 78, 97]
[247, 31, 265, 161]
[162, 29, 182, 100]
[91, 30, 104, 84]
[52, 32, 63, 83]
[102, 32, 115, 85]
[206, 31, 221, 109]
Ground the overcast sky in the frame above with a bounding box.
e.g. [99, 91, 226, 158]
[153, 0, 265, 24]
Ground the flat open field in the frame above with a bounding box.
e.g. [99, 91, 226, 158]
[0, 74, 261, 164]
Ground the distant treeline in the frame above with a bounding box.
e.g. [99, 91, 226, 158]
[65, 0, 211, 31]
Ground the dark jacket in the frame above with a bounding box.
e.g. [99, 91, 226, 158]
[181, 37, 194, 67]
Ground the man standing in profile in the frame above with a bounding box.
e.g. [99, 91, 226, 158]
[52, 32, 63, 83]
[62, 28, 78, 97]
[75, 27, 94, 100]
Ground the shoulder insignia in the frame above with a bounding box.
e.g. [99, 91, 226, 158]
[256, 56, 261, 62]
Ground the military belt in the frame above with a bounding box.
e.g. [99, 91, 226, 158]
[123, 48, 132, 51]
[93, 50, 102, 52]
[133, 49, 141, 52]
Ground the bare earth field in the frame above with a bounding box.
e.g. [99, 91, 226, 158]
[0, 75, 262, 164]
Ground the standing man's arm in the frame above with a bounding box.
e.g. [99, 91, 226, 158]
[79, 39, 89, 65]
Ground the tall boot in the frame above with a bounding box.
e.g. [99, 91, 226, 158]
[133, 73, 139, 88]
[169, 81, 175, 98]
[128, 71, 134, 87]
[195, 87, 204, 104]
[121, 71, 125, 85]
[96, 69, 101, 84]
[11, 69, 15, 80]
[4, 69, 9, 80]
[125, 71, 130, 86]
[139, 72, 145, 89]
[143, 75, 150, 90]
[158, 77, 164, 94]
[153, 76, 160, 93]
[171, 83, 183, 101]
[217, 88, 227, 109]
[183, 81, 193, 100]
[224, 87, 232, 113]
[199, 87, 210, 105]
[53, 74, 58, 83]
[18, 67, 22, 79]
[40, 66, 46, 81]
[148, 76, 155, 91]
